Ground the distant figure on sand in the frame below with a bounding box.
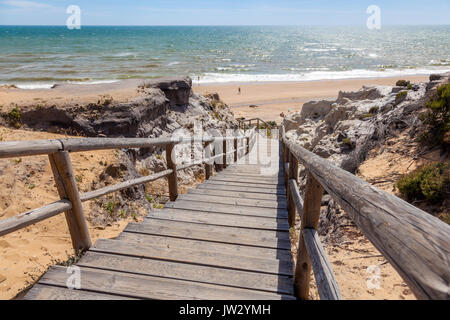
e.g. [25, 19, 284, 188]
[238, 87, 241, 95]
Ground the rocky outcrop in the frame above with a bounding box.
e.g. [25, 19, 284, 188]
[283, 72, 450, 243]
[283, 72, 450, 174]
[4, 77, 237, 139]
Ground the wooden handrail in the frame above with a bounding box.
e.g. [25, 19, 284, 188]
[0, 128, 257, 252]
[281, 125, 450, 300]
[237, 118, 276, 132]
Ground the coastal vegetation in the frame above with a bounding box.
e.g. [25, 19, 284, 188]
[396, 162, 449, 205]
[420, 83, 450, 149]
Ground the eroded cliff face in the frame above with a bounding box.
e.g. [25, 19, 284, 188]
[3, 77, 237, 138]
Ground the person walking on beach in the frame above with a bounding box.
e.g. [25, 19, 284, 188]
[238, 87, 241, 95]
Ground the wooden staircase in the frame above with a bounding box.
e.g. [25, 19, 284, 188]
[23, 137, 296, 300]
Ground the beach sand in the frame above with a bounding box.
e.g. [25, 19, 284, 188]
[193, 75, 429, 123]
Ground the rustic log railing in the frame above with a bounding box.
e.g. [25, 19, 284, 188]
[0, 128, 257, 252]
[237, 118, 276, 132]
[281, 125, 450, 300]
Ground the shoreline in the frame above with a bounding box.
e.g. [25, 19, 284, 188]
[193, 74, 430, 122]
[0, 74, 433, 124]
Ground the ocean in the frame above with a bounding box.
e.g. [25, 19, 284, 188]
[0, 25, 449, 89]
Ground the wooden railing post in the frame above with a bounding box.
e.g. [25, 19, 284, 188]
[294, 172, 324, 299]
[48, 151, 91, 252]
[204, 141, 212, 180]
[234, 137, 238, 163]
[165, 143, 178, 201]
[223, 139, 227, 169]
[287, 152, 299, 227]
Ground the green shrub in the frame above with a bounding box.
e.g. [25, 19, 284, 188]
[420, 83, 450, 149]
[396, 162, 449, 204]
[2, 107, 21, 128]
[395, 91, 408, 104]
[396, 80, 410, 87]
[359, 113, 375, 120]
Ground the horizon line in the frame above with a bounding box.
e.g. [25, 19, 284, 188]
[1, 24, 450, 27]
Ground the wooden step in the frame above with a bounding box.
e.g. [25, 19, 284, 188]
[203, 180, 286, 191]
[24, 283, 136, 300]
[188, 188, 286, 201]
[197, 183, 286, 195]
[38, 266, 293, 300]
[147, 208, 289, 231]
[91, 239, 293, 276]
[77, 251, 293, 295]
[164, 200, 288, 218]
[176, 194, 288, 210]
[117, 232, 291, 260]
[210, 175, 284, 186]
[126, 221, 290, 249]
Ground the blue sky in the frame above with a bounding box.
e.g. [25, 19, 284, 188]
[0, 0, 449, 25]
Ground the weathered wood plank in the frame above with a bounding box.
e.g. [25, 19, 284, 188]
[0, 139, 63, 159]
[80, 169, 172, 202]
[188, 188, 286, 201]
[147, 208, 290, 231]
[77, 251, 294, 295]
[176, 194, 287, 210]
[0, 200, 71, 237]
[289, 179, 304, 219]
[165, 200, 288, 218]
[38, 266, 293, 300]
[49, 151, 91, 251]
[285, 138, 450, 300]
[294, 172, 323, 300]
[117, 232, 292, 261]
[91, 239, 293, 276]
[211, 176, 284, 186]
[303, 228, 341, 300]
[197, 183, 286, 195]
[126, 221, 291, 249]
[204, 180, 285, 191]
[23, 284, 136, 300]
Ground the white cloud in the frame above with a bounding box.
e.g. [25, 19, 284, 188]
[1, 0, 54, 9]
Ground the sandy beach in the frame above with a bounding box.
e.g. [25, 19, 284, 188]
[193, 75, 429, 123]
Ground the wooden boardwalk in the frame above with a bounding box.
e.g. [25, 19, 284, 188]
[24, 137, 296, 300]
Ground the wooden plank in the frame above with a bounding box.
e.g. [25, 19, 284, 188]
[0, 200, 71, 237]
[176, 194, 288, 210]
[0, 139, 62, 159]
[147, 208, 290, 231]
[303, 229, 341, 300]
[211, 176, 284, 186]
[197, 183, 286, 195]
[117, 232, 292, 261]
[38, 266, 293, 300]
[78, 251, 294, 295]
[125, 221, 291, 249]
[289, 179, 304, 219]
[207, 177, 284, 189]
[80, 169, 172, 202]
[215, 172, 284, 179]
[204, 180, 285, 191]
[294, 172, 323, 300]
[165, 200, 288, 218]
[91, 239, 293, 276]
[49, 151, 91, 251]
[188, 188, 286, 201]
[285, 137, 450, 300]
[23, 284, 136, 300]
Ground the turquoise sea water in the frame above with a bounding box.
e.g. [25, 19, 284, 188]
[0, 25, 449, 88]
